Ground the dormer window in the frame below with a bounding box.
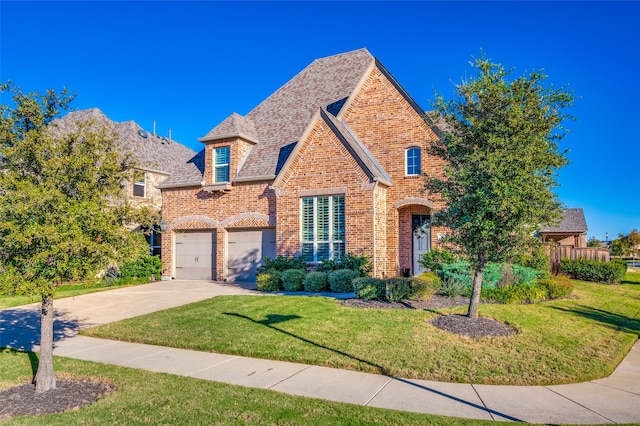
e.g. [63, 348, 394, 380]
[214, 146, 230, 182]
[133, 171, 146, 197]
[406, 147, 421, 176]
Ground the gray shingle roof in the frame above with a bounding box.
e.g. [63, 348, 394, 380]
[51, 108, 196, 175]
[200, 112, 259, 144]
[539, 208, 588, 233]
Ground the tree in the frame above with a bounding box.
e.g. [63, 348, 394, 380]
[618, 229, 640, 259]
[425, 56, 573, 319]
[0, 82, 147, 393]
[587, 236, 602, 248]
[609, 239, 625, 257]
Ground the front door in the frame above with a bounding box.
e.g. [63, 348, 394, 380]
[412, 215, 430, 276]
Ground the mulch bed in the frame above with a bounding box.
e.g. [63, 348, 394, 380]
[0, 379, 115, 420]
[341, 295, 516, 338]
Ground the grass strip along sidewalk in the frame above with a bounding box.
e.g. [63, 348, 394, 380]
[82, 275, 640, 386]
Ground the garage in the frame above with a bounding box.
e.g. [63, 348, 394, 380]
[227, 229, 276, 283]
[175, 231, 216, 280]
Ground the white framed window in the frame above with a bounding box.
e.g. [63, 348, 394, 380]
[214, 146, 230, 182]
[301, 194, 345, 262]
[406, 147, 421, 176]
[133, 171, 146, 197]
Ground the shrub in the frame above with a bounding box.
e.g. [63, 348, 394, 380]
[513, 243, 551, 272]
[535, 275, 574, 299]
[482, 284, 547, 304]
[318, 253, 371, 277]
[328, 269, 358, 293]
[303, 271, 328, 292]
[419, 248, 455, 272]
[439, 275, 468, 298]
[261, 255, 307, 272]
[439, 261, 542, 290]
[282, 269, 306, 292]
[386, 278, 412, 302]
[353, 277, 386, 300]
[119, 255, 162, 280]
[409, 273, 441, 301]
[256, 269, 282, 291]
[559, 258, 626, 283]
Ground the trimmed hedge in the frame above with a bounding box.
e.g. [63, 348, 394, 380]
[409, 273, 441, 301]
[481, 275, 574, 304]
[119, 255, 162, 280]
[353, 277, 386, 300]
[256, 269, 282, 292]
[559, 258, 627, 284]
[386, 278, 412, 302]
[282, 269, 306, 292]
[303, 271, 328, 292]
[328, 269, 358, 293]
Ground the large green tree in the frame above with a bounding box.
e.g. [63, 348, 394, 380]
[425, 57, 573, 319]
[0, 83, 146, 393]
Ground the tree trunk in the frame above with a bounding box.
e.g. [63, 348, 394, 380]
[467, 254, 486, 320]
[35, 294, 56, 393]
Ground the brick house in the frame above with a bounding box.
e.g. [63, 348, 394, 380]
[159, 48, 446, 282]
[52, 108, 196, 255]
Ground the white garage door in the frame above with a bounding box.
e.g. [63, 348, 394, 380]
[227, 229, 276, 283]
[175, 232, 216, 280]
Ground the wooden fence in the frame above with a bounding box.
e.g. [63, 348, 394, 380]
[547, 245, 610, 273]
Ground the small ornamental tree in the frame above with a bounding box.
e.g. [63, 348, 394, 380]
[0, 82, 147, 393]
[425, 56, 573, 319]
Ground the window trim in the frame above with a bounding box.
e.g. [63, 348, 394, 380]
[405, 146, 421, 176]
[133, 171, 146, 198]
[300, 194, 345, 263]
[213, 146, 230, 183]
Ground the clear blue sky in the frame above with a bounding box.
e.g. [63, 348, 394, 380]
[1, 1, 638, 241]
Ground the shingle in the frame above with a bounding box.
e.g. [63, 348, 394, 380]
[202, 48, 376, 180]
[539, 208, 588, 232]
[50, 108, 196, 175]
[200, 112, 259, 144]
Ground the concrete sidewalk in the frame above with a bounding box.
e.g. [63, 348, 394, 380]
[1, 280, 639, 424]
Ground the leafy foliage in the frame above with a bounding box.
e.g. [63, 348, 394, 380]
[385, 278, 412, 302]
[318, 253, 371, 277]
[559, 258, 627, 284]
[119, 253, 162, 281]
[424, 55, 573, 317]
[439, 262, 542, 289]
[256, 269, 282, 292]
[328, 269, 358, 293]
[418, 247, 455, 272]
[281, 269, 306, 292]
[303, 272, 328, 292]
[481, 275, 573, 304]
[587, 237, 602, 248]
[261, 255, 307, 272]
[408, 273, 442, 301]
[352, 277, 386, 301]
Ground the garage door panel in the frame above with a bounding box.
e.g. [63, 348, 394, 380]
[227, 229, 276, 283]
[175, 232, 216, 280]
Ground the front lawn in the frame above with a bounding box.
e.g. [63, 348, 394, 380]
[0, 348, 496, 425]
[82, 275, 640, 386]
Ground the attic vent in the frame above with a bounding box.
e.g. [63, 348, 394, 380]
[138, 130, 148, 138]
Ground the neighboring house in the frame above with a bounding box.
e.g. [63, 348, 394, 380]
[538, 208, 588, 248]
[51, 108, 196, 255]
[159, 48, 447, 282]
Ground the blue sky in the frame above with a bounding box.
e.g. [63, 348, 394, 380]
[1, 1, 638, 241]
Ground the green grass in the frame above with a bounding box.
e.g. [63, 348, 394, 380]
[83, 274, 640, 386]
[0, 348, 498, 425]
[0, 278, 151, 310]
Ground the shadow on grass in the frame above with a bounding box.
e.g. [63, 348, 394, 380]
[223, 311, 523, 422]
[551, 305, 640, 336]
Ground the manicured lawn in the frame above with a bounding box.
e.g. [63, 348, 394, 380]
[82, 274, 640, 386]
[0, 279, 151, 310]
[0, 348, 496, 425]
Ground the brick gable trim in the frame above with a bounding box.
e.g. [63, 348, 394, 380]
[170, 215, 220, 230]
[222, 212, 274, 228]
[394, 197, 435, 209]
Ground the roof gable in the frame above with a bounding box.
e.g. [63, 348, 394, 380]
[539, 208, 588, 233]
[199, 112, 259, 144]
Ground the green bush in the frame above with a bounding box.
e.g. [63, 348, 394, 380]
[303, 271, 328, 292]
[409, 273, 441, 301]
[513, 242, 551, 272]
[419, 247, 455, 272]
[559, 258, 626, 283]
[328, 269, 358, 293]
[386, 278, 412, 302]
[318, 253, 371, 277]
[535, 275, 574, 299]
[439, 261, 542, 289]
[256, 269, 282, 292]
[119, 255, 162, 280]
[353, 277, 386, 300]
[261, 255, 307, 272]
[482, 284, 548, 304]
[439, 275, 468, 298]
[282, 269, 306, 292]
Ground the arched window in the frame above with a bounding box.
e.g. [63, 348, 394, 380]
[406, 147, 421, 176]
